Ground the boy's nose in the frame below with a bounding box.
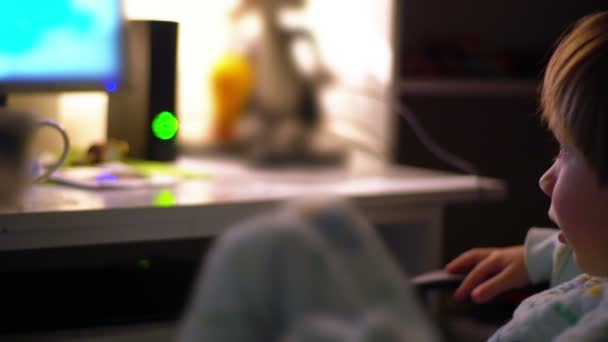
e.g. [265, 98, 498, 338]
[539, 164, 556, 197]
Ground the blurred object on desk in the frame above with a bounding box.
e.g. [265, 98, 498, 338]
[0, 110, 70, 212]
[106, 20, 179, 162]
[227, 0, 344, 167]
[71, 139, 130, 165]
[210, 52, 254, 145]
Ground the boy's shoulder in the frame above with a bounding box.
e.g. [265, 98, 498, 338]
[531, 274, 608, 312]
[491, 275, 608, 341]
[553, 276, 608, 341]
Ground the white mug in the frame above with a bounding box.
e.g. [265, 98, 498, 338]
[0, 109, 69, 208]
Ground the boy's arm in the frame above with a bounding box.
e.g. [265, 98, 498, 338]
[524, 227, 559, 284]
[524, 227, 581, 287]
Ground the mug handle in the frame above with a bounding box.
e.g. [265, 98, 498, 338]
[33, 119, 70, 182]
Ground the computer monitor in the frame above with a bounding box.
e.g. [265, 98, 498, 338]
[0, 0, 123, 94]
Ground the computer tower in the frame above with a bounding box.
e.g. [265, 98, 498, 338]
[107, 20, 179, 161]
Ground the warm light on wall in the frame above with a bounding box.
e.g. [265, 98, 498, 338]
[306, 0, 394, 160]
[55, 0, 394, 157]
[58, 92, 108, 149]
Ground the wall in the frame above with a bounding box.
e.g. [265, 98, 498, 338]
[11, 0, 395, 161]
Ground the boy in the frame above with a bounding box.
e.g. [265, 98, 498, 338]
[447, 10, 608, 340]
[180, 11, 608, 341]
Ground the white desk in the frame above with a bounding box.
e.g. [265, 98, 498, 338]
[0, 157, 504, 340]
[0, 157, 504, 274]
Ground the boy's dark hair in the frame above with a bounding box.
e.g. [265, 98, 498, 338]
[542, 11, 608, 183]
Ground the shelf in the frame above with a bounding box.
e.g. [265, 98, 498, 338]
[398, 78, 539, 97]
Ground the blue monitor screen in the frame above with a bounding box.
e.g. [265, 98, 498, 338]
[0, 0, 122, 90]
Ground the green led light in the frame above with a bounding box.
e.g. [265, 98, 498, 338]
[151, 111, 179, 140]
[154, 190, 176, 207]
[137, 259, 151, 270]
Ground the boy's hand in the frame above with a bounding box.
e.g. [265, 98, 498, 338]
[444, 246, 530, 304]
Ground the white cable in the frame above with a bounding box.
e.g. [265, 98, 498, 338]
[334, 84, 479, 175]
